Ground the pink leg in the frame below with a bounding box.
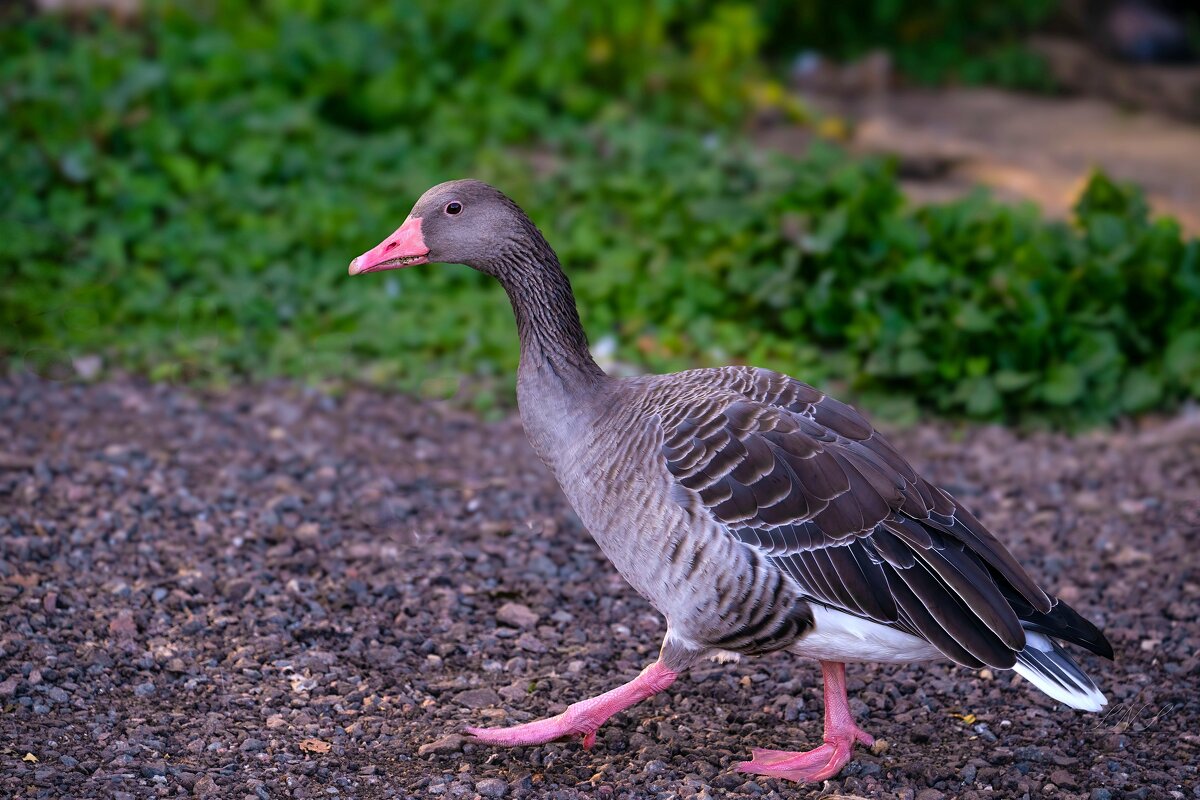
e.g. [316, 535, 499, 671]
[737, 661, 874, 783]
[464, 661, 678, 749]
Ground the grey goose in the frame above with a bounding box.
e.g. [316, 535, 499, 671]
[348, 180, 1113, 783]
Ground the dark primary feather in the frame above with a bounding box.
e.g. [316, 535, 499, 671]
[1000, 580, 1114, 660]
[658, 367, 1104, 669]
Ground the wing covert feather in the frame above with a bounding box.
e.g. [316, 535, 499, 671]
[655, 367, 1051, 667]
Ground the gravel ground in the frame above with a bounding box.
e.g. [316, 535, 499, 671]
[1, 376, 1198, 800]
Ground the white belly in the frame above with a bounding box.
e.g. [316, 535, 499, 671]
[789, 605, 942, 663]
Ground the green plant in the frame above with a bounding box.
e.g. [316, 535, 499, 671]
[2, 3, 1197, 427]
[758, 0, 1059, 91]
[503, 132, 1199, 426]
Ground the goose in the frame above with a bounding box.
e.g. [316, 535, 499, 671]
[348, 180, 1113, 783]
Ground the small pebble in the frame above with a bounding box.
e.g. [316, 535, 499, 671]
[454, 688, 501, 709]
[474, 778, 508, 798]
[418, 735, 465, 756]
[496, 602, 539, 629]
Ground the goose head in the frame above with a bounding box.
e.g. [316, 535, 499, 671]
[349, 179, 540, 278]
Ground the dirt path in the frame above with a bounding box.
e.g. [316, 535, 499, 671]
[1, 376, 1198, 798]
[763, 86, 1200, 234]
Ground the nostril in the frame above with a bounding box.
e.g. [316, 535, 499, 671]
[385, 242, 397, 251]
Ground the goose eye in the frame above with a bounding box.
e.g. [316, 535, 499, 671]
[445, 201, 463, 215]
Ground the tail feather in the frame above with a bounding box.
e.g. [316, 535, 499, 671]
[1018, 595, 1114, 660]
[1013, 631, 1107, 711]
[996, 579, 1114, 660]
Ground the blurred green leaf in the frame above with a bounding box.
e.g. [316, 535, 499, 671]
[1, 4, 1197, 430]
[1042, 364, 1085, 406]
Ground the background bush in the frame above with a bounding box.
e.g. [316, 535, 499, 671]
[758, 0, 1059, 90]
[2, 1, 1198, 426]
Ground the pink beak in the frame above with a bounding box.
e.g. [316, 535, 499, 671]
[348, 216, 430, 275]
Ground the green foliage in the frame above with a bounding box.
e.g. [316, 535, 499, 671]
[759, 0, 1059, 91]
[2, 3, 1198, 427]
[0, 1, 787, 389]
[502, 135, 1199, 426]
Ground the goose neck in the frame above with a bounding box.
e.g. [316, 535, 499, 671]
[493, 248, 606, 389]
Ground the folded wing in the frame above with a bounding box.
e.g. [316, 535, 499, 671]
[660, 375, 1064, 670]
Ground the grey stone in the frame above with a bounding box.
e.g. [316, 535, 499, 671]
[453, 688, 501, 708]
[496, 602, 539, 628]
[475, 778, 508, 798]
[418, 734, 465, 756]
